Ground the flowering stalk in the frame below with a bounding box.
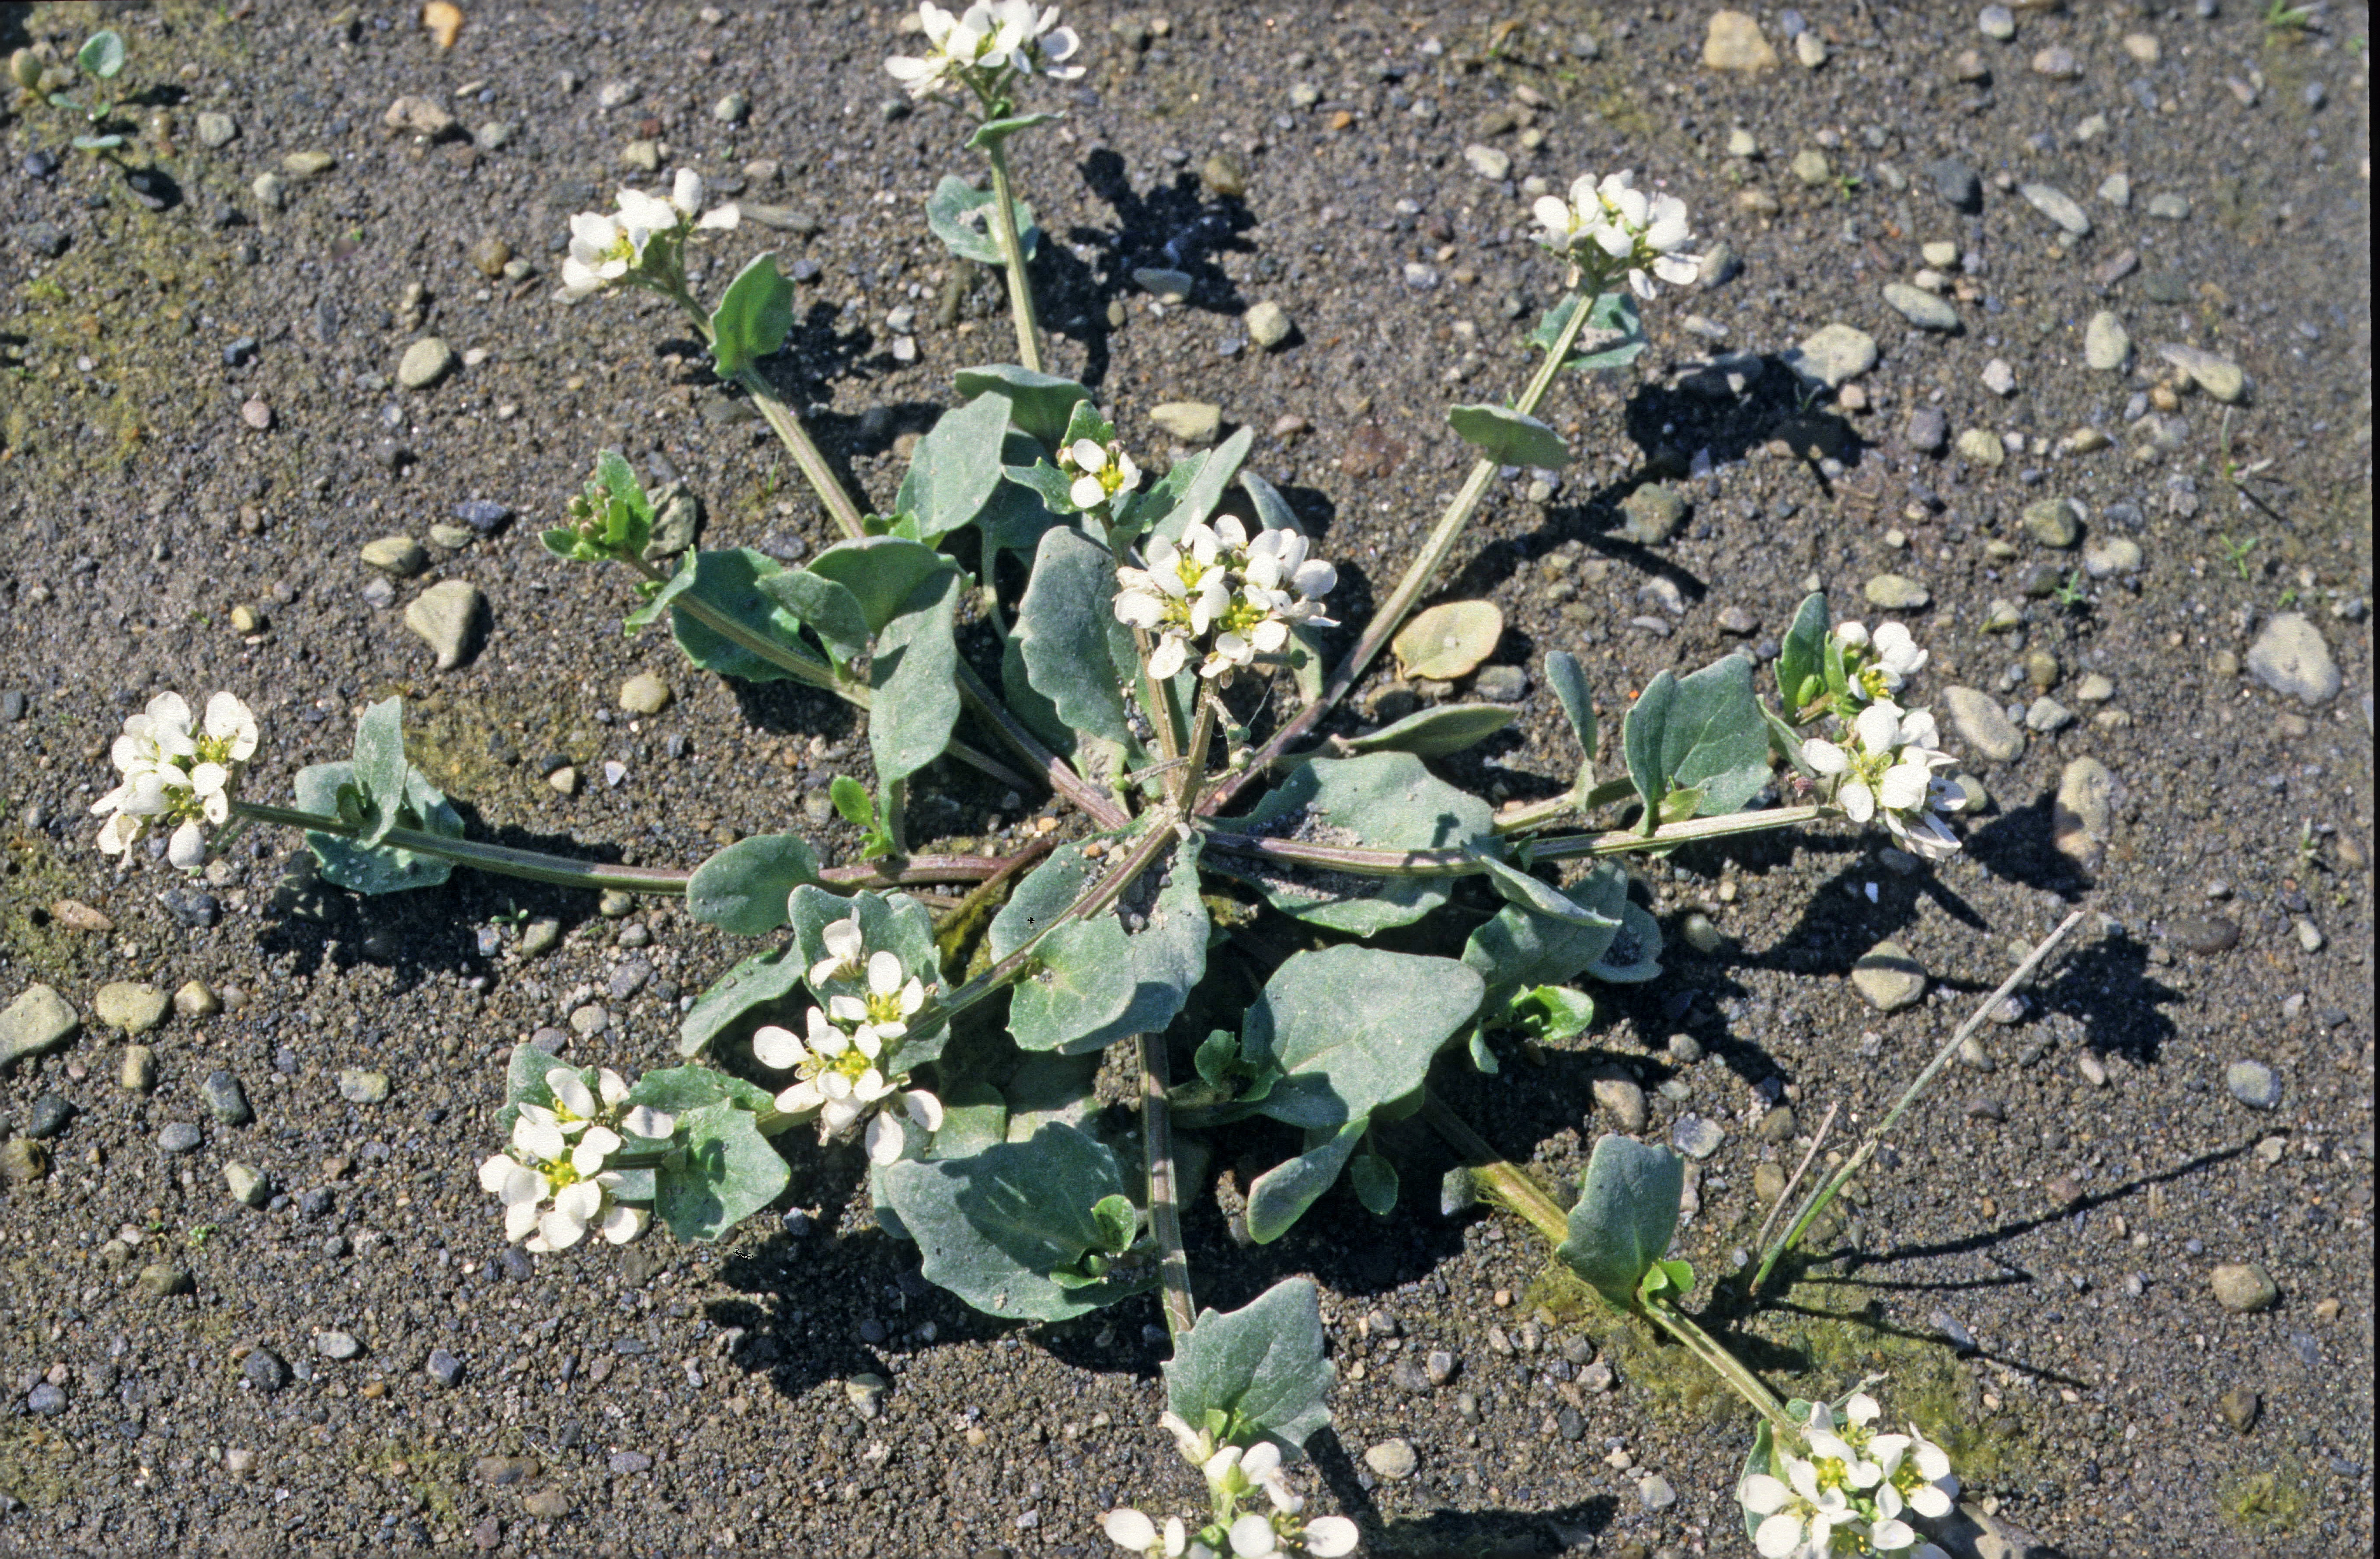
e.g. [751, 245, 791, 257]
[1103, 1435, 1358, 1559]
[1749, 910, 2086, 1293]
[1139, 1027, 1196, 1342]
[1202, 277, 1598, 818]
[1197, 804, 1828, 880]
[984, 138, 1043, 371]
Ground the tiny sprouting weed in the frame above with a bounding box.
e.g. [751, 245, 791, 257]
[2219, 532, 2261, 580]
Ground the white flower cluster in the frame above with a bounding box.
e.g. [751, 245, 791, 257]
[886, 2, 1083, 100]
[1114, 518, 1337, 682]
[752, 918, 944, 1166]
[1060, 432, 1142, 514]
[478, 1067, 676, 1252]
[1532, 170, 1700, 299]
[1804, 702, 1963, 862]
[1832, 620, 1929, 706]
[1737, 1395, 1954, 1559]
[561, 168, 740, 300]
[1101, 1414, 1358, 1559]
[92, 691, 258, 870]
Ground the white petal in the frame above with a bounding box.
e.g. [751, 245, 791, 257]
[830, 994, 869, 1027]
[505, 1200, 546, 1242]
[479, 1153, 521, 1194]
[866, 950, 904, 997]
[904, 1089, 945, 1132]
[670, 167, 703, 217]
[513, 1116, 568, 1164]
[1801, 738, 1850, 776]
[819, 1095, 861, 1131]
[1103, 1509, 1159, 1550]
[753, 1024, 805, 1070]
[168, 820, 208, 870]
[621, 1105, 674, 1140]
[775, 1080, 825, 1116]
[1871, 1518, 1916, 1551]
[865, 1112, 907, 1166]
[1877, 761, 1931, 813]
[548, 1068, 599, 1120]
[1754, 1512, 1806, 1559]
[598, 1203, 649, 1245]
[1839, 780, 1876, 823]
[1071, 475, 1110, 510]
[537, 1205, 589, 1251]
[1146, 637, 1186, 680]
[145, 691, 194, 736]
[1240, 1442, 1281, 1482]
[1739, 1473, 1790, 1515]
[598, 1068, 630, 1106]
[1909, 1482, 1954, 1518]
[1534, 195, 1576, 235]
[1303, 1516, 1359, 1557]
[1854, 702, 1904, 754]
[203, 692, 259, 758]
[695, 203, 740, 231]
[1227, 1513, 1278, 1557]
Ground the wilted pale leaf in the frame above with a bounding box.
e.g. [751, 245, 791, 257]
[1392, 600, 1504, 680]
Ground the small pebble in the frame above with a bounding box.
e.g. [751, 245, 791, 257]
[1363, 1439, 1418, 1481]
[158, 1122, 203, 1154]
[2224, 1061, 2281, 1110]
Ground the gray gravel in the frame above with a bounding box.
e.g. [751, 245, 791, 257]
[0, 5, 2369, 1558]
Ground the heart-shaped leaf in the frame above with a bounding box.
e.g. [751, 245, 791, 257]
[708, 252, 795, 377]
[1015, 526, 1140, 752]
[655, 1102, 791, 1242]
[1218, 753, 1495, 935]
[677, 945, 808, 1058]
[1240, 946, 1483, 1131]
[1621, 655, 1772, 822]
[1447, 403, 1570, 469]
[1163, 1277, 1337, 1454]
[926, 175, 1040, 267]
[1556, 1133, 1685, 1311]
[685, 833, 823, 935]
[294, 760, 462, 895]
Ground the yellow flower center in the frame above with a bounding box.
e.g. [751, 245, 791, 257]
[864, 988, 910, 1028]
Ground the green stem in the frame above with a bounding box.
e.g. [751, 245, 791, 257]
[952, 661, 1131, 830]
[1749, 909, 2087, 1293]
[1173, 696, 1220, 814]
[1199, 804, 1826, 877]
[1419, 1091, 1794, 1432]
[1140, 1028, 1196, 1342]
[1493, 777, 1637, 835]
[235, 800, 1016, 895]
[1201, 283, 1605, 817]
[982, 139, 1043, 373]
[734, 368, 868, 542]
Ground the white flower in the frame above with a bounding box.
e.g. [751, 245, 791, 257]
[479, 1113, 644, 1252]
[1535, 171, 1699, 298]
[1300, 1518, 1359, 1557]
[1062, 434, 1142, 512]
[94, 690, 258, 869]
[559, 170, 737, 299]
[754, 933, 941, 1164]
[1870, 1423, 1957, 1522]
[808, 916, 869, 987]
[1740, 1454, 1854, 1559]
[1803, 702, 1962, 860]
[1114, 519, 1338, 687]
[888, 2, 1084, 97]
[1835, 619, 1929, 703]
[1103, 1509, 1191, 1557]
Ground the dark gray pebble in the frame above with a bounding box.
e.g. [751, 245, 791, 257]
[26, 1094, 76, 1139]
[202, 1070, 252, 1126]
[158, 1123, 202, 1153]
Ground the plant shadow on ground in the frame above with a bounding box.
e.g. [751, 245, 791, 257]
[1052, 148, 1260, 388]
[253, 807, 650, 980]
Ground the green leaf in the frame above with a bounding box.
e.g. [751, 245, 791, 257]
[979, 469, 1063, 556]
[655, 1102, 791, 1241]
[77, 30, 125, 79]
[668, 549, 829, 683]
[595, 449, 656, 552]
[708, 251, 795, 376]
[1545, 651, 1596, 759]
[926, 176, 1040, 267]
[1509, 985, 1597, 1043]
[1620, 656, 1772, 823]
[1447, 404, 1569, 469]
[1459, 863, 1631, 1013]
[1006, 834, 1209, 1055]
[986, 843, 1097, 962]
[878, 1123, 1153, 1322]
[1391, 600, 1504, 681]
[1219, 753, 1495, 934]
[1740, 1421, 1781, 1542]
[677, 945, 808, 1057]
[1470, 851, 1624, 933]
[1529, 291, 1647, 374]
[895, 391, 1015, 542]
[1640, 1257, 1696, 1301]
[966, 111, 1062, 150]
[1240, 469, 1301, 535]
[623, 549, 698, 632]
[1139, 425, 1254, 549]
[868, 564, 963, 787]
[72, 133, 124, 151]
[1556, 1133, 1685, 1311]
[292, 761, 461, 895]
[928, 1079, 1009, 1161]
[1344, 703, 1515, 758]
[1163, 1277, 1337, 1453]
[349, 697, 410, 848]
[1348, 1151, 1399, 1216]
[1586, 901, 1665, 984]
[1015, 526, 1139, 750]
[1240, 947, 1483, 1131]
[752, 567, 870, 667]
[1777, 592, 1830, 721]
[685, 834, 822, 935]
[803, 537, 955, 636]
[830, 775, 875, 830]
[1246, 1119, 1368, 1243]
[788, 886, 943, 1028]
[955, 365, 1090, 452]
[1002, 458, 1083, 515]
[1089, 1192, 1137, 1253]
[624, 1064, 779, 1121]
